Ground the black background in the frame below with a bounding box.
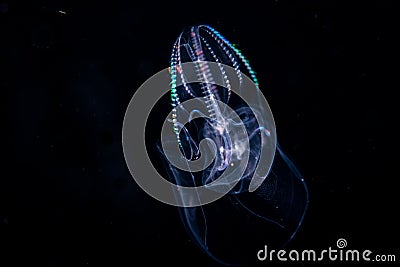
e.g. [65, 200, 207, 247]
[1, 1, 397, 266]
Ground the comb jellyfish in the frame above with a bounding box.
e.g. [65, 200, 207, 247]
[157, 25, 309, 265]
